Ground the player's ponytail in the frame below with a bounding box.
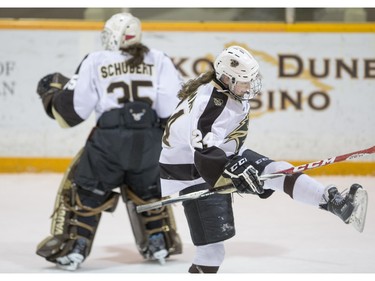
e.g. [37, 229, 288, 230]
[122, 43, 150, 68]
[177, 70, 215, 100]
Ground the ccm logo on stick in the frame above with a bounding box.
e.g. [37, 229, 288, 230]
[293, 157, 336, 172]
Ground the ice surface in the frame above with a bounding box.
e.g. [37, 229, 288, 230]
[0, 173, 374, 279]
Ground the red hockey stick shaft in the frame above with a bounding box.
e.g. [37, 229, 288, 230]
[273, 145, 375, 175]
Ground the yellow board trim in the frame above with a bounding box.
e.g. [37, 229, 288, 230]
[0, 158, 72, 173]
[0, 157, 374, 175]
[0, 20, 375, 32]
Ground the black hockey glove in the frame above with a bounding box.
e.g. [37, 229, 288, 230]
[36, 73, 69, 119]
[223, 156, 264, 194]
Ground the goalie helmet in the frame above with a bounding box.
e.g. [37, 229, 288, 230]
[214, 46, 262, 101]
[101, 12, 142, 51]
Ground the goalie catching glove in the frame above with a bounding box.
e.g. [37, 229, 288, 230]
[36, 73, 70, 119]
[37, 72, 69, 98]
[223, 155, 264, 194]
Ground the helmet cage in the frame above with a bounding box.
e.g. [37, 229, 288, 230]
[227, 73, 262, 101]
[214, 46, 262, 101]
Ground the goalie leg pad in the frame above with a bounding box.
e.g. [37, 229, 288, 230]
[122, 186, 183, 260]
[180, 183, 235, 246]
[37, 150, 83, 261]
[36, 187, 100, 262]
[36, 150, 120, 263]
[37, 186, 120, 263]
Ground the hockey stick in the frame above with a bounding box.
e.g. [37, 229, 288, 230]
[135, 184, 236, 213]
[136, 145, 375, 213]
[267, 145, 375, 175]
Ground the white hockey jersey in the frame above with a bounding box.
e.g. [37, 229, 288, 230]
[52, 48, 182, 127]
[160, 80, 251, 196]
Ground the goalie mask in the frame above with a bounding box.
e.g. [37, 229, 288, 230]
[214, 46, 262, 101]
[101, 13, 142, 51]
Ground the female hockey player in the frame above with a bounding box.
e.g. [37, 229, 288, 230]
[35, 12, 183, 270]
[159, 45, 368, 273]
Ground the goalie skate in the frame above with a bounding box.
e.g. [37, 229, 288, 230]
[148, 233, 168, 265]
[348, 185, 368, 233]
[55, 238, 87, 271]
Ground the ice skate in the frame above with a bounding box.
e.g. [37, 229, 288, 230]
[55, 238, 87, 271]
[320, 183, 368, 233]
[148, 233, 168, 265]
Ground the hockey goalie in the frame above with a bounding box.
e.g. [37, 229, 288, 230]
[35, 12, 183, 271]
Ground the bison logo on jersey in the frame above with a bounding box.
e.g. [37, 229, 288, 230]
[130, 109, 146, 121]
[224, 113, 249, 154]
[213, 97, 223, 107]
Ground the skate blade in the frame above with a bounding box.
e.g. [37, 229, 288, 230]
[153, 249, 168, 265]
[55, 255, 83, 271]
[349, 188, 368, 233]
[56, 261, 80, 271]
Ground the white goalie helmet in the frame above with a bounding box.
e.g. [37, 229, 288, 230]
[214, 46, 262, 101]
[101, 12, 142, 51]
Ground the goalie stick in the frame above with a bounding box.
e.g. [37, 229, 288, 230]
[136, 145, 375, 213]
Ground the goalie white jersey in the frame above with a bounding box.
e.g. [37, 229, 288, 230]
[160, 80, 252, 196]
[52, 49, 182, 127]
